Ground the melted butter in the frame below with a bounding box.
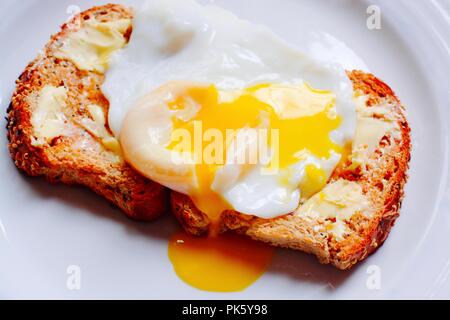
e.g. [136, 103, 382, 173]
[101, 136, 122, 154]
[167, 83, 342, 221]
[80, 104, 122, 154]
[350, 95, 400, 166]
[297, 179, 372, 239]
[168, 231, 274, 292]
[55, 18, 131, 73]
[82, 104, 110, 137]
[354, 117, 395, 153]
[31, 85, 68, 145]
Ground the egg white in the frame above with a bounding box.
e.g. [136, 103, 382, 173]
[102, 0, 357, 218]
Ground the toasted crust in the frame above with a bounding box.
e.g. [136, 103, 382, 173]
[171, 71, 411, 270]
[6, 4, 169, 220]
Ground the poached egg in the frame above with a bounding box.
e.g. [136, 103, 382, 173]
[103, 0, 357, 221]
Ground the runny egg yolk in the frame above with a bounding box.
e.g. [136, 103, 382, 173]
[168, 231, 274, 292]
[167, 83, 343, 222]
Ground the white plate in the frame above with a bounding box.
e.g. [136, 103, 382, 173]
[0, 0, 449, 299]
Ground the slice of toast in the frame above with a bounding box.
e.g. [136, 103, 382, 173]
[171, 71, 411, 270]
[6, 4, 168, 220]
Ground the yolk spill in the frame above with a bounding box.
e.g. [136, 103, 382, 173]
[299, 164, 328, 200]
[168, 231, 274, 292]
[167, 83, 342, 221]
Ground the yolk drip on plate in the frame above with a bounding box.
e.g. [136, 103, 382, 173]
[167, 83, 342, 221]
[168, 231, 274, 292]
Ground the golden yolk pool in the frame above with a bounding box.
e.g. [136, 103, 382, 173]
[168, 231, 274, 292]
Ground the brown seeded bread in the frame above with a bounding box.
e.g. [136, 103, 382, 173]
[171, 71, 411, 270]
[6, 4, 169, 221]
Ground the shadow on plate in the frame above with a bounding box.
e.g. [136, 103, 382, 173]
[269, 247, 356, 291]
[24, 172, 177, 241]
